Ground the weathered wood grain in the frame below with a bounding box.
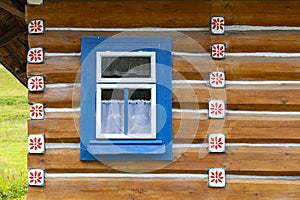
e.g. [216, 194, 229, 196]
[28, 112, 300, 143]
[0, 31, 28, 86]
[27, 56, 300, 83]
[28, 30, 300, 53]
[26, 0, 300, 27]
[27, 177, 300, 200]
[28, 84, 300, 111]
[28, 146, 300, 175]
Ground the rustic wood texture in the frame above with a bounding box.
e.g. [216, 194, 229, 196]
[28, 84, 300, 111]
[28, 30, 300, 53]
[27, 56, 300, 83]
[0, 8, 27, 86]
[27, 178, 300, 200]
[26, 0, 300, 27]
[28, 112, 300, 143]
[28, 146, 300, 175]
[25, 0, 300, 199]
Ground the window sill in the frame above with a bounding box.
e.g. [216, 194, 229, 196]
[88, 139, 165, 155]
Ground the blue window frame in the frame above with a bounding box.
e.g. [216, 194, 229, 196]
[80, 37, 172, 161]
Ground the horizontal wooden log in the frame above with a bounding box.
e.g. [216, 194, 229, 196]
[28, 30, 300, 53]
[27, 56, 300, 83]
[28, 84, 300, 111]
[27, 177, 300, 200]
[26, 0, 300, 27]
[28, 112, 300, 143]
[28, 146, 300, 175]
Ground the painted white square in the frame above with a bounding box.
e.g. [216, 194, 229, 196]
[28, 134, 45, 154]
[28, 20, 44, 34]
[28, 76, 44, 92]
[208, 100, 225, 119]
[208, 134, 226, 153]
[30, 103, 44, 120]
[208, 168, 226, 188]
[209, 72, 225, 88]
[211, 16, 225, 34]
[211, 44, 225, 59]
[28, 169, 45, 186]
[27, 0, 43, 5]
[27, 48, 44, 64]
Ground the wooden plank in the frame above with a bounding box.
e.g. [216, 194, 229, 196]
[26, 0, 300, 27]
[28, 30, 300, 53]
[28, 146, 300, 175]
[27, 56, 80, 83]
[27, 56, 300, 83]
[0, 32, 28, 86]
[27, 177, 300, 200]
[28, 112, 300, 143]
[28, 84, 300, 111]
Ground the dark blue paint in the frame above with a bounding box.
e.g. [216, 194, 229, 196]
[80, 37, 172, 161]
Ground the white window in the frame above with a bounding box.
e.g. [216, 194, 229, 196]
[96, 52, 156, 83]
[96, 52, 156, 139]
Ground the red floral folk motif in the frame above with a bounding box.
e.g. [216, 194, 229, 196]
[28, 20, 44, 34]
[208, 168, 226, 187]
[27, 48, 44, 63]
[28, 169, 44, 186]
[208, 134, 225, 153]
[29, 170, 42, 184]
[210, 171, 224, 184]
[211, 17, 225, 34]
[29, 138, 42, 151]
[209, 101, 224, 117]
[28, 134, 44, 154]
[210, 72, 225, 88]
[210, 136, 223, 150]
[30, 103, 44, 120]
[211, 44, 225, 59]
[28, 76, 44, 91]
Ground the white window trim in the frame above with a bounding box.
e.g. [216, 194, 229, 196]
[96, 84, 156, 139]
[96, 51, 156, 83]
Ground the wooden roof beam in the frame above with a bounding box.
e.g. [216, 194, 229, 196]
[0, 1, 24, 19]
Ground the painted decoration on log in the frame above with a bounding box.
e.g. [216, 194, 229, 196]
[208, 134, 226, 153]
[208, 100, 225, 119]
[28, 169, 45, 186]
[211, 44, 225, 59]
[208, 168, 226, 188]
[209, 72, 225, 88]
[28, 76, 44, 92]
[211, 16, 225, 34]
[30, 103, 44, 120]
[28, 134, 45, 154]
[27, 0, 43, 5]
[28, 20, 44, 34]
[27, 48, 44, 64]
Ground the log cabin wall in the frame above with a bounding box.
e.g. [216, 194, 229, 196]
[26, 0, 300, 199]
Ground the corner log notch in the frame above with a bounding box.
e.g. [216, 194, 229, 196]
[0, 0, 27, 86]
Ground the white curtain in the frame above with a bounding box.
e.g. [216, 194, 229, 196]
[128, 100, 151, 134]
[101, 100, 151, 134]
[101, 100, 124, 134]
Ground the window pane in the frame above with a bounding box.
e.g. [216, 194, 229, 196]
[101, 89, 124, 100]
[129, 89, 151, 100]
[101, 89, 124, 134]
[101, 56, 151, 78]
[128, 89, 151, 134]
